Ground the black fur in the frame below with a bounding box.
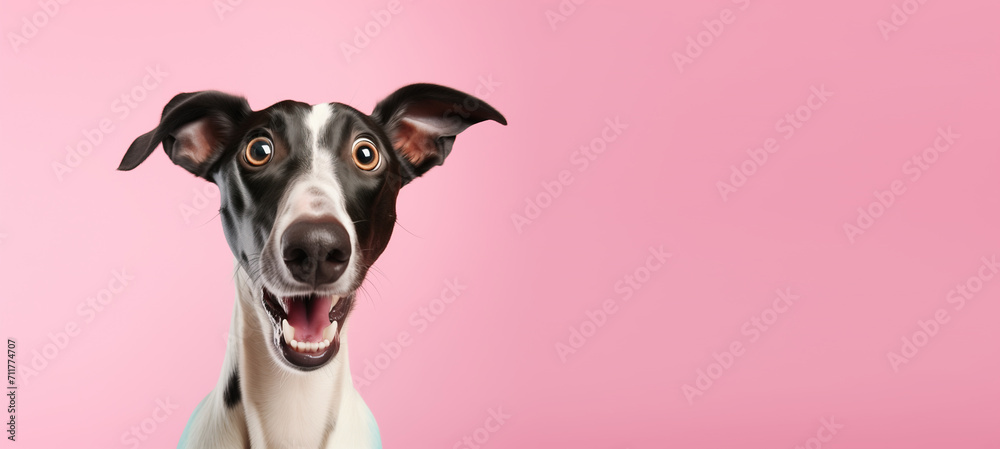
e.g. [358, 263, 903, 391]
[223, 370, 241, 408]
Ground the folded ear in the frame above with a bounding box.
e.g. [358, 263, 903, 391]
[370, 83, 506, 185]
[118, 91, 251, 179]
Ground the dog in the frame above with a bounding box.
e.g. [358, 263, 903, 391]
[118, 84, 505, 448]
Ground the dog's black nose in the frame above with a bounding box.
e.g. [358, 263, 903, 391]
[281, 218, 352, 287]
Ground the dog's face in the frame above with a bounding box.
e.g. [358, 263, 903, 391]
[120, 85, 505, 371]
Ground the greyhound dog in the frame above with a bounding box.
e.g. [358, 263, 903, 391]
[118, 84, 505, 448]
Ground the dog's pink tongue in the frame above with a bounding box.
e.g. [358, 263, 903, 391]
[286, 296, 332, 343]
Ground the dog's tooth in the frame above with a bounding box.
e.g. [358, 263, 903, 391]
[323, 320, 339, 340]
[282, 319, 295, 344]
[329, 295, 340, 311]
[310, 342, 320, 352]
[292, 340, 301, 351]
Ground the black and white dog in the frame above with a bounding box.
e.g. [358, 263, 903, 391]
[119, 84, 505, 448]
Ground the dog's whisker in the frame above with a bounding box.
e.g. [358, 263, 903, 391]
[392, 218, 422, 239]
[356, 285, 376, 311]
[359, 282, 382, 311]
[197, 211, 222, 228]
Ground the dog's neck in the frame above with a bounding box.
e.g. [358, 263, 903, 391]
[227, 267, 379, 449]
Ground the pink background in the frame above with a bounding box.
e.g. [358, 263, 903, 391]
[2, 0, 999, 447]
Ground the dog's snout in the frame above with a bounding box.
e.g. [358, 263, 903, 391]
[281, 218, 351, 287]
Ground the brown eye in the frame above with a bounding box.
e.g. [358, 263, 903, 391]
[245, 137, 273, 166]
[352, 138, 380, 171]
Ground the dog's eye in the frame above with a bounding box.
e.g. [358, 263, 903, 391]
[352, 138, 380, 171]
[245, 137, 273, 166]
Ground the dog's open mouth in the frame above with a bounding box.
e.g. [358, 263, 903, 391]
[262, 288, 352, 370]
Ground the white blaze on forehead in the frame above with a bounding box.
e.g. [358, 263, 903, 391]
[306, 102, 334, 140]
[268, 103, 359, 292]
[300, 104, 345, 215]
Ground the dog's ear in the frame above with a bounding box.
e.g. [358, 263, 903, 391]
[370, 83, 506, 185]
[118, 91, 251, 179]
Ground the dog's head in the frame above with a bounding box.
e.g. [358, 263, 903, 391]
[120, 84, 505, 371]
